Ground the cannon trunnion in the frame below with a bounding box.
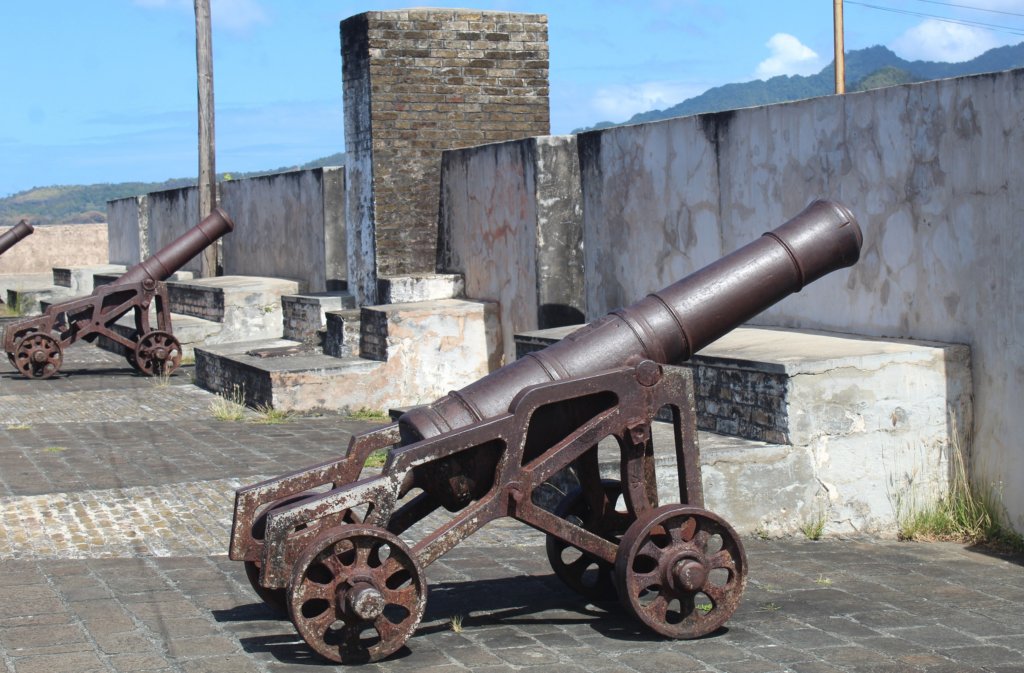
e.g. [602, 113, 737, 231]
[229, 200, 863, 663]
[2, 208, 233, 379]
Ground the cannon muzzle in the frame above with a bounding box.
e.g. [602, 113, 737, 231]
[400, 199, 862, 443]
[0, 220, 34, 256]
[113, 207, 234, 286]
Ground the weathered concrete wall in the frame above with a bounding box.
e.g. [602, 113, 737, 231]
[576, 69, 1024, 533]
[341, 9, 551, 304]
[220, 167, 345, 292]
[107, 195, 148, 265]
[439, 135, 582, 364]
[0, 223, 108, 274]
[146, 187, 201, 274]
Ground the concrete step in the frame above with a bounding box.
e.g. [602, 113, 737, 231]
[164, 275, 301, 342]
[513, 324, 973, 537]
[7, 285, 75, 315]
[194, 298, 501, 414]
[323, 308, 361, 358]
[52, 264, 126, 294]
[282, 290, 356, 344]
[377, 273, 464, 303]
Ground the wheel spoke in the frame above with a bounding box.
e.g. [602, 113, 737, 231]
[637, 539, 665, 564]
[709, 549, 736, 573]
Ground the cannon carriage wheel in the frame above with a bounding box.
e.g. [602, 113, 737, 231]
[545, 479, 633, 602]
[614, 504, 747, 639]
[133, 330, 182, 377]
[287, 525, 426, 664]
[12, 332, 63, 379]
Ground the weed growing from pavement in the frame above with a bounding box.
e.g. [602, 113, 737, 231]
[210, 385, 247, 421]
[252, 404, 292, 425]
[449, 614, 464, 633]
[800, 513, 827, 541]
[43, 446, 67, 453]
[895, 425, 1024, 553]
[814, 574, 833, 586]
[7, 424, 31, 430]
[364, 449, 389, 468]
[350, 407, 390, 422]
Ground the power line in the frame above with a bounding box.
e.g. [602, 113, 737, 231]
[846, 1, 1024, 36]
[912, 0, 1024, 19]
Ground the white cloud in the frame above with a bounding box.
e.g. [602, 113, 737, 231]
[755, 33, 822, 79]
[133, 0, 268, 35]
[890, 19, 1002, 62]
[590, 81, 703, 122]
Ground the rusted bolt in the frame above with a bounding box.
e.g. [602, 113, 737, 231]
[345, 582, 385, 620]
[32, 350, 47, 363]
[635, 360, 662, 387]
[671, 558, 707, 593]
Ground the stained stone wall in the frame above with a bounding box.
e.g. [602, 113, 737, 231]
[341, 9, 550, 304]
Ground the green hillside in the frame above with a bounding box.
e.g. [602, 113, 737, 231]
[580, 43, 1024, 131]
[0, 152, 346, 227]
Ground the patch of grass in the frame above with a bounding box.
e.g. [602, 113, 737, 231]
[43, 446, 67, 453]
[350, 407, 390, 422]
[897, 431, 1024, 554]
[800, 513, 827, 541]
[252, 404, 292, 425]
[449, 614, 464, 633]
[752, 525, 771, 540]
[6, 424, 31, 430]
[758, 601, 782, 612]
[149, 369, 174, 388]
[364, 449, 389, 468]
[814, 574, 833, 586]
[209, 385, 247, 422]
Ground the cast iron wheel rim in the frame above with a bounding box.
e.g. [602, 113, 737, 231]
[288, 525, 426, 664]
[134, 330, 181, 376]
[125, 349, 140, 372]
[614, 504, 747, 639]
[14, 332, 63, 379]
[545, 479, 633, 602]
[244, 491, 356, 617]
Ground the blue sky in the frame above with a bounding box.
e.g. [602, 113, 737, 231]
[2, 0, 1023, 197]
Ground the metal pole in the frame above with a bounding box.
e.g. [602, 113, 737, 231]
[195, 0, 218, 277]
[834, 0, 846, 94]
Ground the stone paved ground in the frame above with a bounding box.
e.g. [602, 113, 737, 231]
[0, 346, 1022, 673]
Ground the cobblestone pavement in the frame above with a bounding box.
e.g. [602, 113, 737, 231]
[0, 346, 1022, 673]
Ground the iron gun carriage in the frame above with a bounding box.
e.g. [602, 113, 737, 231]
[3, 208, 233, 379]
[229, 200, 863, 663]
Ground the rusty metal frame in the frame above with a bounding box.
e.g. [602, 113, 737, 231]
[233, 362, 701, 591]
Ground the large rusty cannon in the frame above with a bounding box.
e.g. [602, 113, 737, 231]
[3, 208, 233, 379]
[229, 200, 862, 663]
[0, 220, 34, 258]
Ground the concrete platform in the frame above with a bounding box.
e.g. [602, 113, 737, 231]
[195, 298, 501, 413]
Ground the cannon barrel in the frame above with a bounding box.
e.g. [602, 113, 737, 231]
[112, 207, 234, 286]
[0, 220, 34, 256]
[399, 199, 862, 444]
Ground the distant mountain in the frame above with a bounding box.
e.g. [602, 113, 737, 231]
[0, 152, 346, 227]
[579, 42, 1024, 131]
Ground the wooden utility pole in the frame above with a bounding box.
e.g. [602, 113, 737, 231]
[834, 0, 846, 94]
[195, 0, 218, 277]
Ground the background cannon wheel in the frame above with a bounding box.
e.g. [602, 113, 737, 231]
[545, 479, 632, 602]
[288, 526, 426, 664]
[614, 504, 747, 639]
[243, 493, 359, 617]
[133, 331, 181, 376]
[13, 332, 63, 379]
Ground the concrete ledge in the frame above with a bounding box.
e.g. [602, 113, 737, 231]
[323, 308, 361, 358]
[377, 273, 465, 303]
[52, 264, 127, 294]
[166, 275, 302, 342]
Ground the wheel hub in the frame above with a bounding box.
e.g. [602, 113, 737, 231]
[671, 557, 707, 593]
[345, 582, 385, 620]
